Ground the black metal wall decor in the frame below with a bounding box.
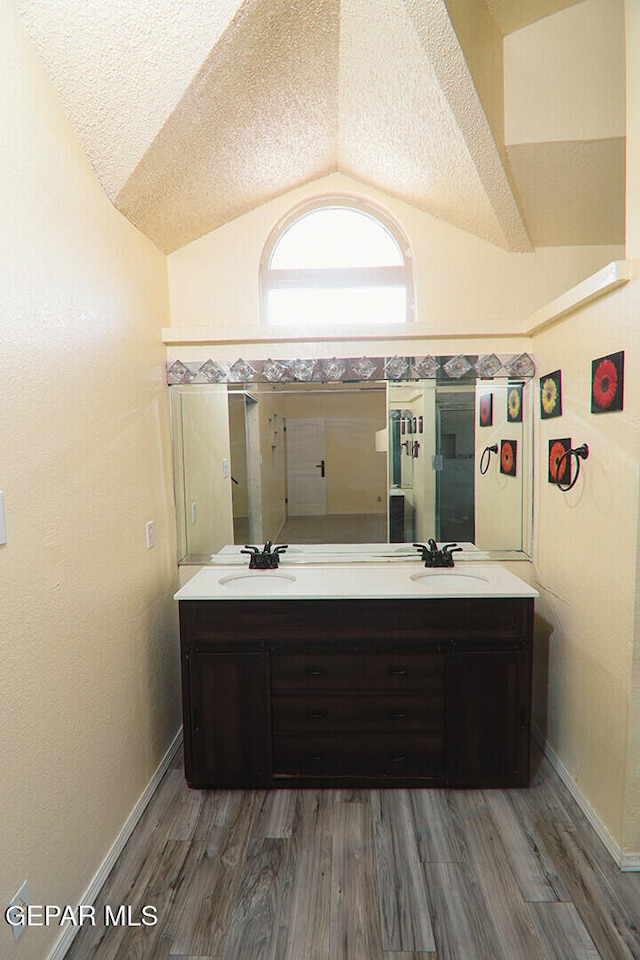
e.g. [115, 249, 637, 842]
[479, 443, 498, 475]
[555, 443, 589, 492]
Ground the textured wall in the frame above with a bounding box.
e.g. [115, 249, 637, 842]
[0, 4, 180, 958]
[531, 278, 640, 855]
[167, 171, 622, 339]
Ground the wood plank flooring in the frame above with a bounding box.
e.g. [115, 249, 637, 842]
[64, 747, 640, 960]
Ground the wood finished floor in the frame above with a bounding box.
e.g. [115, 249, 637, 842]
[64, 746, 640, 960]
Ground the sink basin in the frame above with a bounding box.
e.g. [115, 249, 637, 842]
[410, 571, 489, 587]
[218, 572, 297, 591]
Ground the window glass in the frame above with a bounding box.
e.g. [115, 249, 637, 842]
[262, 200, 412, 326]
[270, 207, 404, 269]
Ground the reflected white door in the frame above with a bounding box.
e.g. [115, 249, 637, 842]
[286, 418, 326, 516]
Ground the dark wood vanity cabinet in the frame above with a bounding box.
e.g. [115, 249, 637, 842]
[179, 595, 534, 789]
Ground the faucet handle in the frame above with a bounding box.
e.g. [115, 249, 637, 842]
[441, 543, 462, 555]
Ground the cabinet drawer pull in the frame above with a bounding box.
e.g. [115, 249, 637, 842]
[310, 754, 324, 762]
[389, 710, 408, 720]
[391, 754, 408, 763]
[388, 665, 408, 676]
[307, 708, 328, 719]
[304, 666, 325, 677]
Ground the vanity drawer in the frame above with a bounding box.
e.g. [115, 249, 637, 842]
[271, 692, 444, 734]
[270, 651, 445, 691]
[272, 733, 445, 779]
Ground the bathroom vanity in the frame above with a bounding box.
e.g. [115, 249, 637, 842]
[176, 554, 538, 790]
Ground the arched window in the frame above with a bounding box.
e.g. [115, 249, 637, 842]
[260, 198, 413, 327]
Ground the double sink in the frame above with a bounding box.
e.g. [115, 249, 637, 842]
[217, 568, 490, 592]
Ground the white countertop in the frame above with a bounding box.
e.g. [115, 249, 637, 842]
[174, 560, 538, 601]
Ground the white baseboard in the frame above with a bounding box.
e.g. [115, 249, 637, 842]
[534, 724, 640, 872]
[48, 727, 183, 960]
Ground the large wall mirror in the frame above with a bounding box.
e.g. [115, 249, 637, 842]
[170, 359, 533, 563]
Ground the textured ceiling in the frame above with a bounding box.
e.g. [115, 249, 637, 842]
[14, 0, 623, 254]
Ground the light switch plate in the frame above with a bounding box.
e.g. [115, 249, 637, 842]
[0, 491, 6, 545]
[145, 520, 155, 549]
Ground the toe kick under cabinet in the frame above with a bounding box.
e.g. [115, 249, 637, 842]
[179, 596, 534, 789]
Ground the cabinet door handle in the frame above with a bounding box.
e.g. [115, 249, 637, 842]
[307, 708, 328, 719]
[310, 754, 324, 762]
[391, 754, 408, 764]
[519, 707, 527, 731]
[304, 666, 325, 677]
[388, 665, 408, 676]
[389, 710, 408, 720]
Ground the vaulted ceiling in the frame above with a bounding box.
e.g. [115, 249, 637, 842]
[14, 0, 625, 254]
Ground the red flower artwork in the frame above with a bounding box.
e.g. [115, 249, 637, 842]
[479, 394, 493, 427]
[592, 358, 618, 410]
[500, 439, 517, 476]
[549, 440, 569, 483]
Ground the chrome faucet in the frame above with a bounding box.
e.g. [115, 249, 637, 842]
[241, 541, 289, 569]
[413, 540, 462, 568]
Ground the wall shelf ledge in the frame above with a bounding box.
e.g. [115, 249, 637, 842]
[524, 260, 636, 336]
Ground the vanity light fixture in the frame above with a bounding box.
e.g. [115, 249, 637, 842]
[290, 358, 316, 381]
[350, 356, 378, 379]
[321, 357, 347, 380]
[412, 355, 440, 378]
[384, 355, 410, 379]
[443, 354, 473, 379]
[475, 353, 503, 378]
[167, 359, 197, 383]
[166, 353, 535, 385]
[199, 359, 227, 382]
[228, 358, 256, 382]
[261, 358, 288, 382]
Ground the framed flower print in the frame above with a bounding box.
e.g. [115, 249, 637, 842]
[540, 370, 562, 419]
[479, 393, 493, 427]
[507, 382, 523, 423]
[548, 438, 571, 485]
[591, 351, 624, 413]
[500, 439, 517, 476]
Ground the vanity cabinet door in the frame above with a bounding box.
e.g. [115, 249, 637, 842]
[447, 648, 530, 787]
[184, 650, 270, 789]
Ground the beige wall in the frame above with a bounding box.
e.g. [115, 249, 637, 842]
[167, 172, 622, 341]
[1, 5, 180, 960]
[530, 277, 640, 855]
